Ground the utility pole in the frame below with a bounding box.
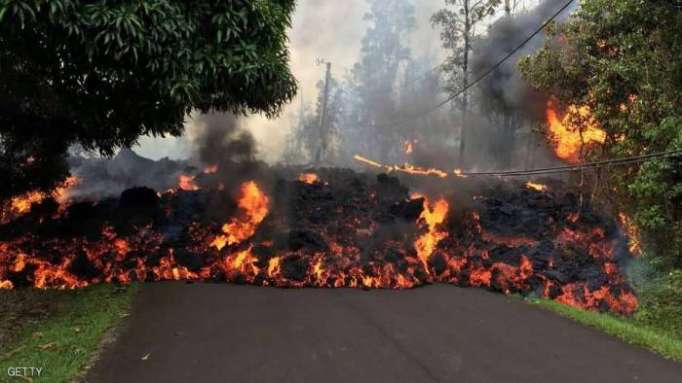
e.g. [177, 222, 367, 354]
[296, 92, 305, 154]
[315, 61, 332, 164]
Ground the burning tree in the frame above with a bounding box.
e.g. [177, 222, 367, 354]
[519, 0, 682, 266]
[0, 1, 297, 202]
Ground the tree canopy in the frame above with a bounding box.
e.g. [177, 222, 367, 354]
[0, 0, 297, 200]
[519, 0, 682, 266]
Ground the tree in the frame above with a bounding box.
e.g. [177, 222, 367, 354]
[346, 0, 415, 163]
[431, 0, 501, 166]
[0, 0, 297, 200]
[519, 0, 682, 266]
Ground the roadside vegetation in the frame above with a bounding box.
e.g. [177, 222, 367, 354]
[0, 284, 137, 382]
[520, 0, 682, 361]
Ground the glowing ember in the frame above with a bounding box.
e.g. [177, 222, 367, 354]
[618, 212, 642, 256]
[204, 164, 219, 174]
[178, 174, 200, 191]
[526, 182, 548, 192]
[10, 191, 46, 215]
[395, 164, 448, 178]
[54, 176, 79, 207]
[353, 154, 448, 178]
[546, 99, 606, 163]
[353, 154, 383, 168]
[298, 173, 320, 184]
[211, 181, 270, 250]
[1, 176, 79, 222]
[403, 139, 416, 154]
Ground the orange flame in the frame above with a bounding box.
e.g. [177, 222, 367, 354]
[414, 196, 449, 273]
[211, 181, 270, 250]
[353, 155, 449, 178]
[2, 176, 79, 222]
[546, 99, 606, 163]
[178, 174, 200, 191]
[526, 182, 548, 192]
[10, 191, 45, 214]
[298, 173, 320, 184]
[618, 212, 642, 256]
[403, 140, 416, 154]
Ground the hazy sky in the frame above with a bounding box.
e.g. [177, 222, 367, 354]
[134, 0, 548, 162]
[135, 0, 445, 162]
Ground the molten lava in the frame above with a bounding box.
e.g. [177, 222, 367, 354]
[0, 172, 639, 316]
[546, 99, 606, 163]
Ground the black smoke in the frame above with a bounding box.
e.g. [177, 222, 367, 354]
[473, 0, 576, 120]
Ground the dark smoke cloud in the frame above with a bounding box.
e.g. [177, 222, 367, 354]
[191, 113, 257, 171]
[189, 113, 267, 183]
[64, 113, 267, 201]
[473, 0, 576, 120]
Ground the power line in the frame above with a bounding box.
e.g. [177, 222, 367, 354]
[353, 150, 682, 178]
[461, 150, 682, 177]
[370, 0, 576, 130]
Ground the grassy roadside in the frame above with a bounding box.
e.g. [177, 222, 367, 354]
[530, 261, 682, 362]
[0, 284, 137, 382]
[530, 298, 682, 362]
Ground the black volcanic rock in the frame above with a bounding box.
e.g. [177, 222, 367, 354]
[120, 187, 159, 209]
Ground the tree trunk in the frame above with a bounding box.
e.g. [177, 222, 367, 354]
[315, 62, 331, 164]
[458, 0, 471, 167]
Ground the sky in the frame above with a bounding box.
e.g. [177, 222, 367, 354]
[134, 0, 546, 162]
[135, 0, 445, 162]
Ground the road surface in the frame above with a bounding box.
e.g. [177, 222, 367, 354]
[86, 283, 682, 382]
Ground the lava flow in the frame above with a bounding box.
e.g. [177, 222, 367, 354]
[0, 170, 639, 315]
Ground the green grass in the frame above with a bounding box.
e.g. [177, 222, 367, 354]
[530, 298, 682, 362]
[0, 284, 137, 383]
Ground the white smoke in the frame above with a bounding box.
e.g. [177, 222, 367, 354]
[135, 0, 445, 163]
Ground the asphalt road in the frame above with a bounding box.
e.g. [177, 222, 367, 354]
[86, 283, 682, 383]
